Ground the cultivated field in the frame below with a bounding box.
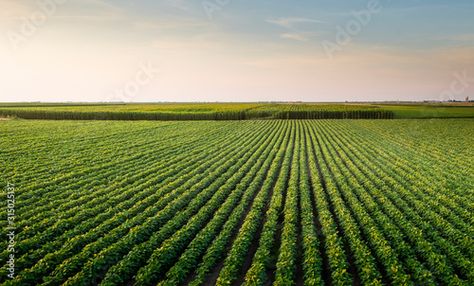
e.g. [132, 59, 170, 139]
[1, 102, 473, 120]
[1, 119, 473, 285]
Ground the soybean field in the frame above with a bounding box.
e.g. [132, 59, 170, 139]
[1, 119, 473, 285]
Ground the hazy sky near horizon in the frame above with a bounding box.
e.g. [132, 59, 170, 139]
[0, 0, 473, 102]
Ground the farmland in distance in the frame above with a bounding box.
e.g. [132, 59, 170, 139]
[1, 102, 473, 121]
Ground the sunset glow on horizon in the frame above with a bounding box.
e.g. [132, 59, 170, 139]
[1, 0, 473, 102]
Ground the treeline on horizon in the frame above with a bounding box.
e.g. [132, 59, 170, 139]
[0, 109, 395, 120]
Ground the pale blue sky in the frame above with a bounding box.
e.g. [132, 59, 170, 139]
[0, 0, 473, 102]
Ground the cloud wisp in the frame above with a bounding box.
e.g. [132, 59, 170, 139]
[266, 17, 326, 28]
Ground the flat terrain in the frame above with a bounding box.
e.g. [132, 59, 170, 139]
[1, 119, 473, 285]
[0, 102, 473, 120]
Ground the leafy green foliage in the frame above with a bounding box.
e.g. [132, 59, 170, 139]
[0, 119, 472, 285]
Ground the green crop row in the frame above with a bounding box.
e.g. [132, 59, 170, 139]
[0, 119, 472, 285]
